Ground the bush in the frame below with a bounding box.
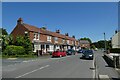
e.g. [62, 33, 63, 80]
[110, 48, 120, 53]
[3, 45, 25, 56]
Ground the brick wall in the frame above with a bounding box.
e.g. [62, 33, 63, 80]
[11, 24, 28, 40]
[40, 34, 47, 42]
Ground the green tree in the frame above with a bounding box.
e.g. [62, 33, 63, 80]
[80, 37, 92, 43]
[92, 40, 112, 49]
[23, 36, 32, 54]
[1, 35, 10, 51]
[8, 35, 14, 45]
[91, 45, 96, 49]
[15, 36, 25, 46]
[0, 28, 8, 51]
[0, 28, 8, 35]
[41, 27, 47, 30]
[15, 36, 32, 54]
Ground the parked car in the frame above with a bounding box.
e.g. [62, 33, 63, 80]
[66, 49, 76, 55]
[52, 49, 66, 57]
[77, 49, 83, 53]
[82, 50, 94, 60]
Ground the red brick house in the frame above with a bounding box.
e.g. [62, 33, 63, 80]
[11, 18, 79, 54]
[79, 40, 90, 49]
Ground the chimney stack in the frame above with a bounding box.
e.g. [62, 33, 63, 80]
[72, 35, 75, 38]
[17, 18, 23, 24]
[56, 30, 60, 33]
[65, 33, 69, 36]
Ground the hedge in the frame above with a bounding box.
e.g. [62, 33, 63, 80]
[110, 48, 120, 53]
[3, 45, 25, 56]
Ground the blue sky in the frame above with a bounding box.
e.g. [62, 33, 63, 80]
[2, 2, 118, 42]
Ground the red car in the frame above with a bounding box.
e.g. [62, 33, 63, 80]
[52, 50, 66, 57]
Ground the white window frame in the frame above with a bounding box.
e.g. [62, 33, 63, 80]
[67, 40, 69, 44]
[62, 39, 65, 43]
[33, 33, 37, 40]
[37, 33, 40, 40]
[72, 41, 74, 45]
[55, 37, 58, 43]
[47, 36, 51, 42]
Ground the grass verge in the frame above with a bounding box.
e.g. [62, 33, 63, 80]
[2, 54, 38, 59]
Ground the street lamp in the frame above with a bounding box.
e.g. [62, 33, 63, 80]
[38, 28, 40, 56]
[24, 31, 28, 37]
[104, 32, 107, 52]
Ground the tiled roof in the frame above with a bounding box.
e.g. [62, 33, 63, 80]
[23, 23, 40, 33]
[22, 23, 76, 41]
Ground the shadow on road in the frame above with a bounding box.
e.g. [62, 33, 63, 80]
[112, 78, 120, 80]
[79, 57, 93, 60]
[102, 56, 114, 67]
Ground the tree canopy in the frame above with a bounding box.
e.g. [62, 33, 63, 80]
[80, 37, 92, 43]
[92, 40, 112, 49]
[15, 36, 32, 54]
[0, 28, 8, 35]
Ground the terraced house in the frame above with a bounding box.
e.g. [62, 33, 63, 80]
[11, 18, 79, 55]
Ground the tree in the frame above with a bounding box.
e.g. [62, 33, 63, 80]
[15, 36, 25, 46]
[0, 28, 8, 51]
[80, 37, 92, 43]
[0, 28, 8, 35]
[15, 36, 32, 54]
[41, 27, 47, 30]
[8, 35, 14, 45]
[92, 40, 112, 49]
[23, 36, 32, 54]
[2, 35, 9, 51]
[91, 45, 96, 49]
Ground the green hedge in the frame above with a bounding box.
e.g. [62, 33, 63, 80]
[110, 48, 120, 53]
[3, 45, 25, 56]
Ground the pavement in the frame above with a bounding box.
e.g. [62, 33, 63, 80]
[94, 50, 120, 80]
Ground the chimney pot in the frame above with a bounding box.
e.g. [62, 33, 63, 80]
[72, 35, 75, 38]
[65, 33, 69, 36]
[17, 17, 23, 24]
[56, 29, 60, 33]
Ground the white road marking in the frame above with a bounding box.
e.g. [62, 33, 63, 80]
[15, 65, 50, 78]
[93, 58, 95, 78]
[99, 75, 110, 79]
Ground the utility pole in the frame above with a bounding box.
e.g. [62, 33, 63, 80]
[104, 32, 107, 52]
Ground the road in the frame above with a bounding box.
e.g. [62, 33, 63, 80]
[2, 54, 95, 78]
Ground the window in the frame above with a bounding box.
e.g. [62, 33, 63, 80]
[55, 37, 58, 43]
[62, 39, 65, 43]
[33, 33, 37, 40]
[41, 45, 45, 49]
[34, 33, 40, 40]
[37, 33, 40, 40]
[67, 40, 69, 44]
[75, 41, 76, 45]
[46, 45, 49, 48]
[47, 36, 51, 42]
[72, 41, 74, 44]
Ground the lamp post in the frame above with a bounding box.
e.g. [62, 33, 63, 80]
[24, 31, 28, 37]
[104, 32, 107, 53]
[38, 28, 40, 56]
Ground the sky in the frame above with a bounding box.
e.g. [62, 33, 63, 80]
[2, 2, 118, 42]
